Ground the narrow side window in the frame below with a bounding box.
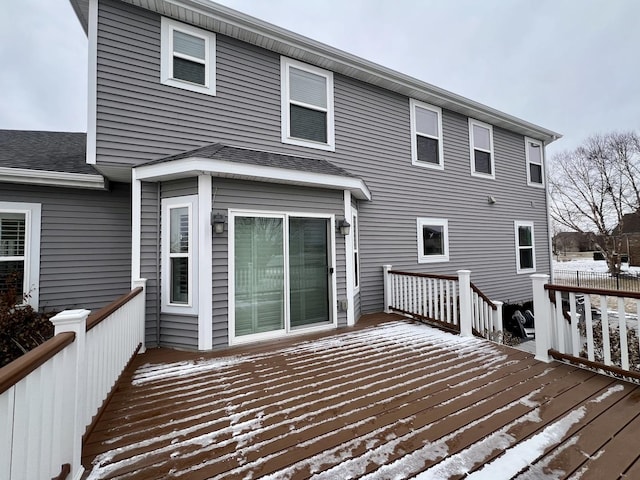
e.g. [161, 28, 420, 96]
[525, 137, 544, 186]
[515, 221, 536, 273]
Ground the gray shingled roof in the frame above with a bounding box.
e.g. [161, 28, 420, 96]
[144, 143, 359, 178]
[0, 130, 98, 175]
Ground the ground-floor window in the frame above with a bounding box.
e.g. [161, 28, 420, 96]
[161, 196, 198, 314]
[515, 221, 536, 273]
[0, 202, 41, 307]
[231, 212, 333, 342]
[417, 217, 449, 263]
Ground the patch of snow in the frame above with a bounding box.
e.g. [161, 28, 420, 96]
[463, 407, 586, 480]
[514, 436, 580, 480]
[590, 384, 625, 403]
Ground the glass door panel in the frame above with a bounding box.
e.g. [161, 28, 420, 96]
[289, 217, 329, 328]
[234, 216, 285, 336]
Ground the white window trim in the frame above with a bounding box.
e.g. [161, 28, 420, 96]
[469, 118, 495, 179]
[514, 221, 536, 274]
[417, 217, 450, 264]
[160, 17, 216, 96]
[0, 202, 41, 309]
[281, 56, 335, 152]
[525, 136, 545, 187]
[161, 195, 199, 315]
[410, 99, 444, 170]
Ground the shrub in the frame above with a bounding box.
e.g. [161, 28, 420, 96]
[0, 274, 55, 368]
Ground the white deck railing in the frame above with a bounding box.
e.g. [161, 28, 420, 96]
[383, 266, 503, 341]
[0, 280, 146, 480]
[532, 274, 640, 380]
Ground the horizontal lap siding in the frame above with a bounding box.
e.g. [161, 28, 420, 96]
[0, 182, 131, 312]
[96, 0, 550, 314]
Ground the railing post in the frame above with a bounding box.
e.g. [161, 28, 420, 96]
[383, 265, 393, 314]
[50, 309, 90, 480]
[457, 270, 472, 337]
[133, 278, 147, 354]
[493, 300, 503, 342]
[531, 274, 552, 363]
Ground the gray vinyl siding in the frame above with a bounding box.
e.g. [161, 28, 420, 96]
[96, 0, 551, 313]
[159, 314, 198, 349]
[140, 181, 160, 347]
[161, 178, 197, 198]
[0, 182, 131, 312]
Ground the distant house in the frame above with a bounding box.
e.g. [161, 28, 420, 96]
[0, 0, 560, 352]
[617, 210, 640, 266]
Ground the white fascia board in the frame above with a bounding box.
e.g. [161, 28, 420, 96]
[135, 157, 372, 200]
[0, 167, 106, 190]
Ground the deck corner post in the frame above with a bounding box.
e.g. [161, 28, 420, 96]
[457, 270, 473, 337]
[493, 300, 504, 342]
[383, 265, 393, 314]
[50, 309, 91, 480]
[531, 273, 552, 363]
[133, 278, 147, 354]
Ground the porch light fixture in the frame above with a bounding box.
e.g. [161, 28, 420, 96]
[211, 212, 226, 234]
[337, 218, 351, 236]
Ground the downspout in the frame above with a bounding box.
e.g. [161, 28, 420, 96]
[156, 182, 161, 347]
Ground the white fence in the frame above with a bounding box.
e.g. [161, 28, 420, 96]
[532, 274, 640, 380]
[383, 266, 503, 341]
[0, 280, 146, 480]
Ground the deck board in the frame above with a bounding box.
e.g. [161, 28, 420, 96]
[82, 314, 640, 479]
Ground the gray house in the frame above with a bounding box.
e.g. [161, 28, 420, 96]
[2, 0, 560, 351]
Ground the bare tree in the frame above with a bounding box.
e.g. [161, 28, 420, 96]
[549, 131, 640, 273]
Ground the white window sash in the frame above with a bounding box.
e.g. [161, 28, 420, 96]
[417, 217, 450, 263]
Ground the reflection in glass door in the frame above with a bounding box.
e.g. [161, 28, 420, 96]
[234, 216, 285, 336]
[234, 214, 331, 339]
[289, 217, 329, 328]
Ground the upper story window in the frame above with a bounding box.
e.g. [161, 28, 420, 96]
[410, 99, 444, 169]
[0, 202, 41, 308]
[162, 196, 199, 314]
[525, 137, 545, 187]
[469, 119, 495, 179]
[281, 57, 335, 151]
[514, 221, 536, 273]
[417, 217, 449, 263]
[160, 17, 216, 96]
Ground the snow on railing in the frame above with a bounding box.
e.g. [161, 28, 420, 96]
[0, 280, 146, 480]
[383, 266, 503, 342]
[532, 274, 640, 381]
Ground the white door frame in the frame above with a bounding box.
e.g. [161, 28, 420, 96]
[228, 209, 337, 345]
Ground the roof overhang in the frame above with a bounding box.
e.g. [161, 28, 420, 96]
[134, 157, 372, 200]
[68, 0, 562, 144]
[0, 167, 107, 190]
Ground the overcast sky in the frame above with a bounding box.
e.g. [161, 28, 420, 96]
[1, 0, 639, 158]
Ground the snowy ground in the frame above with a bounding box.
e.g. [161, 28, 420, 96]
[553, 258, 640, 274]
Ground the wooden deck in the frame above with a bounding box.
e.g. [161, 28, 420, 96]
[82, 313, 640, 479]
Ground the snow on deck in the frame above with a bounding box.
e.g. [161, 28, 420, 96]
[82, 314, 640, 479]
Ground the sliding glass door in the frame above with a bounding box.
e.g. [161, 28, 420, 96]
[233, 214, 331, 340]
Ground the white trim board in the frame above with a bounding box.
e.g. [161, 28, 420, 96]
[134, 157, 372, 200]
[0, 167, 106, 190]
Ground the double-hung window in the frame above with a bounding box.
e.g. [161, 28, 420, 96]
[514, 221, 536, 273]
[161, 17, 216, 96]
[162, 196, 198, 314]
[410, 99, 444, 169]
[0, 202, 41, 308]
[281, 57, 335, 151]
[525, 137, 544, 186]
[417, 218, 449, 263]
[469, 119, 495, 178]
